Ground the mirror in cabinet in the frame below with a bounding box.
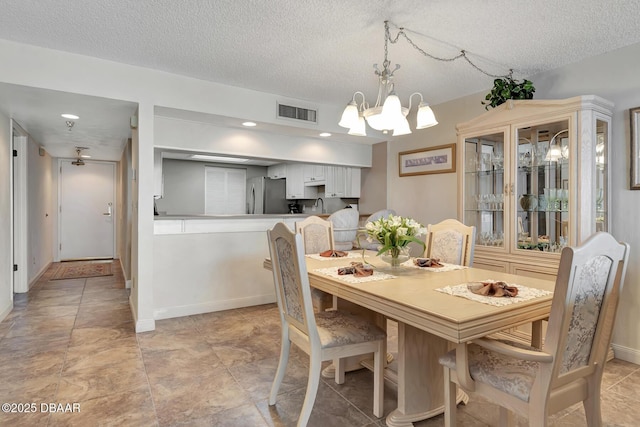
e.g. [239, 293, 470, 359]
[463, 132, 505, 249]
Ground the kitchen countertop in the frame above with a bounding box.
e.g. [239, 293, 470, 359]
[154, 212, 371, 220]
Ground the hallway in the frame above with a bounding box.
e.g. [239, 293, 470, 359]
[1, 261, 640, 426]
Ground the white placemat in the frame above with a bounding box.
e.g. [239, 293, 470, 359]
[306, 252, 364, 261]
[313, 267, 396, 283]
[401, 260, 468, 273]
[435, 282, 552, 306]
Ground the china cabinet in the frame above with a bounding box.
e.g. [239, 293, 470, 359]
[457, 95, 612, 280]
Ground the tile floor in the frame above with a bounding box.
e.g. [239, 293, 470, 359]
[1, 260, 640, 426]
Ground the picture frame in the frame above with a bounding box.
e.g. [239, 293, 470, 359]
[631, 106, 640, 189]
[398, 143, 456, 177]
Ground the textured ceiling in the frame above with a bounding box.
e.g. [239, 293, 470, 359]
[2, 0, 640, 159]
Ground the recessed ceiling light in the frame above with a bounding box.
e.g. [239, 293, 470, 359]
[242, 121, 257, 127]
[190, 154, 249, 163]
[61, 113, 79, 120]
[319, 132, 332, 137]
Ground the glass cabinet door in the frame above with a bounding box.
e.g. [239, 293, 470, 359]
[515, 120, 569, 253]
[596, 119, 608, 232]
[463, 132, 505, 248]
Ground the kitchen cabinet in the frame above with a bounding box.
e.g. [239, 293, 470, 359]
[304, 164, 326, 185]
[325, 166, 346, 198]
[325, 166, 361, 198]
[286, 163, 318, 199]
[457, 95, 612, 279]
[267, 163, 287, 179]
[344, 167, 361, 198]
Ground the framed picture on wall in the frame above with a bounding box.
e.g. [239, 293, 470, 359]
[398, 143, 456, 177]
[630, 106, 640, 189]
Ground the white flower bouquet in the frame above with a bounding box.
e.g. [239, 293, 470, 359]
[365, 214, 427, 258]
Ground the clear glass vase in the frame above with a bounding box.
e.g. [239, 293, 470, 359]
[379, 246, 410, 267]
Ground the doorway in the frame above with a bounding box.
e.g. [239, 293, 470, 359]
[58, 159, 116, 260]
[12, 123, 28, 293]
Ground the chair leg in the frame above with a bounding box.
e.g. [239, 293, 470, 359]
[269, 336, 291, 405]
[334, 357, 345, 384]
[498, 406, 514, 427]
[373, 341, 384, 418]
[443, 367, 456, 427]
[298, 351, 322, 427]
[583, 386, 603, 427]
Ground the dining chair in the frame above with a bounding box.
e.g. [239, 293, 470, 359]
[267, 222, 386, 426]
[328, 208, 360, 251]
[295, 215, 336, 312]
[357, 209, 396, 250]
[439, 232, 629, 427]
[425, 218, 476, 266]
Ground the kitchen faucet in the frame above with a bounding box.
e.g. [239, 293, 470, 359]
[314, 197, 324, 213]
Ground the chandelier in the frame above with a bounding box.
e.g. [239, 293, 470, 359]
[339, 21, 517, 137]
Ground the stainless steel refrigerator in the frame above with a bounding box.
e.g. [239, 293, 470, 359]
[246, 177, 288, 214]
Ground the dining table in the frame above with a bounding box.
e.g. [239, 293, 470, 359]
[264, 250, 555, 427]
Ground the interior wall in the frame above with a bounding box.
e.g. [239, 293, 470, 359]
[359, 141, 389, 215]
[26, 135, 53, 284]
[154, 117, 373, 168]
[0, 111, 12, 320]
[118, 139, 132, 281]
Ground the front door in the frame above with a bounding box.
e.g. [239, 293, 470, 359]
[59, 159, 116, 260]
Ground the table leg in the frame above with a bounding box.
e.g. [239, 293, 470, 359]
[386, 322, 468, 427]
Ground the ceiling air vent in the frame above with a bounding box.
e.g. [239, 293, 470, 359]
[277, 102, 317, 124]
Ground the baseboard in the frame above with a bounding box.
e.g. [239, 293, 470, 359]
[0, 301, 13, 323]
[118, 258, 131, 289]
[27, 261, 52, 291]
[611, 343, 640, 364]
[153, 294, 276, 320]
[129, 295, 155, 333]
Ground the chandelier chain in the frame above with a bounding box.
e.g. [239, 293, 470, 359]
[384, 20, 514, 80]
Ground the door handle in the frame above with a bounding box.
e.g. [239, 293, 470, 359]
[103, 202, 112, 216]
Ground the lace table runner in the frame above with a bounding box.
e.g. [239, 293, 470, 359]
[313, 267, 396, 283]
[401, 260, 468, 273]
[435, 282, 552, 306]
[306, 252, 364, 261]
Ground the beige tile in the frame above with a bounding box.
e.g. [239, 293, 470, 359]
[49, 387, 157, 427]
[0, 349, 66, 383]
[142, 346, 223, 379]
[137, 329, 216, 353]
[0, 332, 70, 358]
[255, 381, 374, 427]
[69, 324, 136, 347]
[211, 333, 281, 368]
[228, 354, 309, 401]
[148, 365, 251, 425]
[74, 305, 133, 328]
[56, 360, 149, 402]
[7, 315, 76, 334]
[62, 337, 142, 373]
[0, 373, 60, 402]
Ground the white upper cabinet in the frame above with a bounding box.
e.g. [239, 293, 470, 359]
[267, 163, 287, 179]
[344, 167, 361, 198]
[303, 164, 326, 185]
[286, 163, 318, 199]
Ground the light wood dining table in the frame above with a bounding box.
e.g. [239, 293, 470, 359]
[264, 250, 555, 426]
